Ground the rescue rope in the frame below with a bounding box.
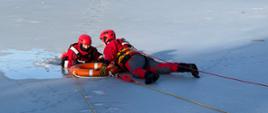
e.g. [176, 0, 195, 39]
[106, 74, 227, 113]
[198, 70, 268, 88]
[71, 75, 97, 113]
[147, 53, 268, 89]
[69, 65, 227, 112]
[132, 79, 228, 113]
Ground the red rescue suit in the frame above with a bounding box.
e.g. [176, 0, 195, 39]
[103, 38, 179, 79]
[61, 43, 103, 68]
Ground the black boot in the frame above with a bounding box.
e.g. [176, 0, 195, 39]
[189, 64, 200, 78]
[177, 63, 200, 78]
[144, 72, 159, 84]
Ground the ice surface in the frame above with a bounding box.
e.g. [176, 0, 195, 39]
[1, 0, 268, 113]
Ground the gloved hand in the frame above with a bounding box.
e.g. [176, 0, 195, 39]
[118, 74, 135, 83]
[107, 62, 122, 75]
[97, 57, 110, 65]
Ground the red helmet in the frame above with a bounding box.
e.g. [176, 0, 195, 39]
[99, 29, 116, 43]
[78, 34, 92, 45]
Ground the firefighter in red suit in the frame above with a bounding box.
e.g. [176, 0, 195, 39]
[99, 29, 200, 84]
[61, 34, 103, 68]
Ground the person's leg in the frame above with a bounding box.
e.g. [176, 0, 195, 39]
[145, 57, 178, 74]
[125, 54, 146, 78]
[125, 54, 159, 84]
[146, 57, 200, 78]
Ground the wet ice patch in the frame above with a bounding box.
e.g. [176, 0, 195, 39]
[0, 49, 63, 80]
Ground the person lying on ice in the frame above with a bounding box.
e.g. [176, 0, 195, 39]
[99, 29, 200, 84]
[61, 34, 104, 68]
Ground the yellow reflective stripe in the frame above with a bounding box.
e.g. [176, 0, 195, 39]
[117, 49, 133, 64]
[118, 55, 124, 64]
[117, 48, 128, 56]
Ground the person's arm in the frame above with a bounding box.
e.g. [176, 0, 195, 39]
[103, 45, 117, 63]
[91, 47, 104, 62]
[120, 38, 133, 48]
[117, 73, 135, 83]
[66, 49, 77, 68]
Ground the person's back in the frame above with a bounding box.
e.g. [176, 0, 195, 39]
[103, 38, 135, 63]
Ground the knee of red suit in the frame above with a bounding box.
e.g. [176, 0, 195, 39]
[124, 58, 147, 79]
[130, 67, 147, 79]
